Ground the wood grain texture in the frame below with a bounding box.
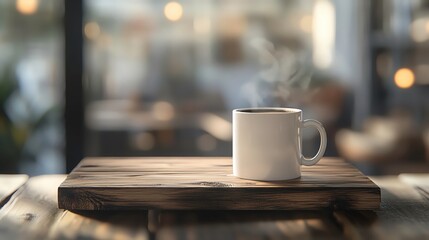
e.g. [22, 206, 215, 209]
[0, 174, 28, 207]
[332, 176, 429, 240]
[0, 175, 148, 240]
[2, 174, 429, 240]
[58, 157, 380, 211]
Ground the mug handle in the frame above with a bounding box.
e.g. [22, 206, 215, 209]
[300, 119, 327, 166]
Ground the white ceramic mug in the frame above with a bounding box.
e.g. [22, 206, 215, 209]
[233, 107, 327, 181]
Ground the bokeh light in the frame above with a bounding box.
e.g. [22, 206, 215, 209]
[394, 68, 415, 89]
[153, 101, 175, 121]
[133, 132, 155, 151]
[164, 2, 183, 22]
[84, 22, 101, 40]
[194, 17, 211, 34]
[410, 18, 429, 43]
[16, 0, 38, 15]
[312, 0, 335, 69]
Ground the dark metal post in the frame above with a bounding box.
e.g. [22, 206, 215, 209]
[64, 0, 84, 172]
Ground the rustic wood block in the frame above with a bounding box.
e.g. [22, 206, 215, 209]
[58, 157, 380, 211]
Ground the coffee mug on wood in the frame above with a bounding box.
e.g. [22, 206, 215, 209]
[233, 107, 327, 181]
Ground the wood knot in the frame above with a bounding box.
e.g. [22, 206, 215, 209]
[198, 181, 232, 187]
[23, 213, 35, 221]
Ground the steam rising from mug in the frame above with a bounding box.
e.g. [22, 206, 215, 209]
[241, 38, 313, 107]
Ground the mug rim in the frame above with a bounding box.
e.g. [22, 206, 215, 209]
[233, 107, 302, 114]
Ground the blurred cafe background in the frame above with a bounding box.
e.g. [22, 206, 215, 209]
[1, 0, 429, 175]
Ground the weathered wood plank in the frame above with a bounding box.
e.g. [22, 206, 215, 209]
[0, 175, 148, 240]
[0, 174, 28, 207]
[333, 176, 429, 240]
[59, 157, 380, 210]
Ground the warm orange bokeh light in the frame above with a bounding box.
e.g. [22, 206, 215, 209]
[164, 2, 183, 22]
[16, 0, 38, 15]
[84, 22, 101, 40]
[152, 101, 175, 121]
[394, 68, 415, 89]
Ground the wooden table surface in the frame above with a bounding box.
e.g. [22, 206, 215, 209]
[0, 173, 428, 240]
[0, 174, 27, 207]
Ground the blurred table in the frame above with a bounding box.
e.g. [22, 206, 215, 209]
[85, 100, 233, 156]
[0, 174, 428, 239]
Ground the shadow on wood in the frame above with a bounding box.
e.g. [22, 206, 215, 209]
[147, 210, 345, 240]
